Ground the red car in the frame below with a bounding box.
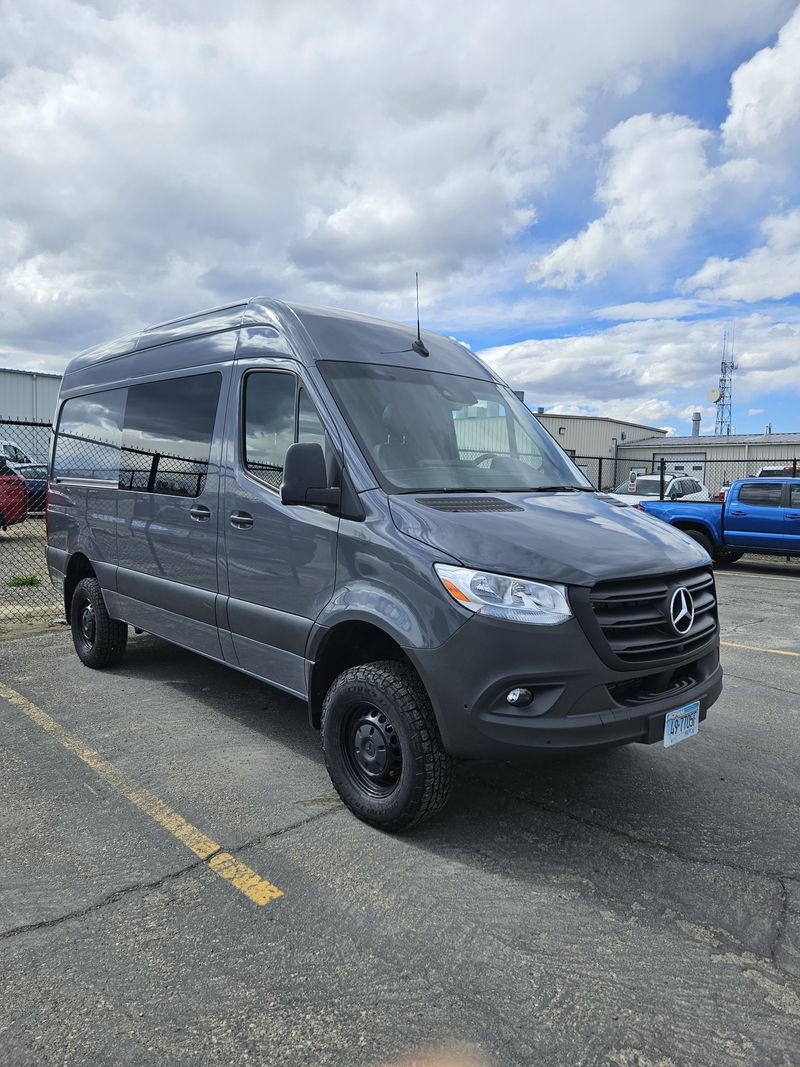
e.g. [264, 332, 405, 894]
[0, 459, 28, 529]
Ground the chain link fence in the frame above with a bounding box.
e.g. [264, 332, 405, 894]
[2, 414, 799, 630]
[0, 419, 61, 632]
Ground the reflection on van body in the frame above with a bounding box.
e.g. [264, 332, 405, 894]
[47, 297, 722, 829]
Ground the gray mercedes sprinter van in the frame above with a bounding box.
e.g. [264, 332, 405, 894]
[47, 298, 722, 829]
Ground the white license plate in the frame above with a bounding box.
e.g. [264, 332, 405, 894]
[663, 700, 700, 748]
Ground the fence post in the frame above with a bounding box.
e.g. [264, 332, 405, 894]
[147, 452, 160, 493]
[597, 457, 603, 491]
[659, 457, 666, 500]
[794, 458, 798, 479]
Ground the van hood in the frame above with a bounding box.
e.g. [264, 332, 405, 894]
[389, 491, 708, 586]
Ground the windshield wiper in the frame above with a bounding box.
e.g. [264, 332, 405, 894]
[401, 487, 496, 494]
[528, 485, 595, 492]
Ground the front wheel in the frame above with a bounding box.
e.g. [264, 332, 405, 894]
[683, 528, 714, 558]
[715, 549, 744, 564]
[321, 660, 454, 831]
[70, 577, 128, 668]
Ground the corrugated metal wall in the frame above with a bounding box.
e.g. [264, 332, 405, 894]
[0, 369, 62, 423]
[535, 415, 666, 457]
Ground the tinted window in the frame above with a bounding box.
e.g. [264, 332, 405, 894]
[319, 362, 590, 493]
[791, 486, 800, 509]
[3, 443, 29, 462]
[243, 374, 329, 490]
[243, 372, 296, 490]
[120, 373, 221, 497]
[298, 389, 326, 448]
[54, 390, 126, 480]
[738, 483, 783, 507]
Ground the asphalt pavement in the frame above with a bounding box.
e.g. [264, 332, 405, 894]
[1, 563, 798, 1066]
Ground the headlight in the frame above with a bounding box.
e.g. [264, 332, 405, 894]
[434, 564, 572, 625]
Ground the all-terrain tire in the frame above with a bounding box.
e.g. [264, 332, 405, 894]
[321, 660, 454, 831]
[70, 576, 128, 668]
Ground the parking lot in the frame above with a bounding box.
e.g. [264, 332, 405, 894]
[1, 562, 799, 1066]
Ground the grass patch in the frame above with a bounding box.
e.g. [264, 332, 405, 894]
[7, 574, 42, 587]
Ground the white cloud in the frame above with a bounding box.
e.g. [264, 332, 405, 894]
[680, 208, 800, 301]
[478, 313, 800, 430]
[595, 298, 713, 320]
[527, 113, 758, 289]
[748, 407, 765, 416]
[722, 5, 800, 152]
[0, 0, 793, 366]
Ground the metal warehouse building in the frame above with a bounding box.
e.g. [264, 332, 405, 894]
[534, 412, 667, 458]
[0, 368, 62, 423]
[0, 367, 62, 463]
[617, 431, 800, 496]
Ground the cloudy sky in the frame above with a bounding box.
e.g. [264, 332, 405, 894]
[2, 1, 800, 434]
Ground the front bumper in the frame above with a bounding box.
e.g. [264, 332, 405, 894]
[410, 614, 722, 759]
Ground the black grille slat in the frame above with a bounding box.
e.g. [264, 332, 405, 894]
[416, 496, 524, 513]
[589, 566, 718, 665]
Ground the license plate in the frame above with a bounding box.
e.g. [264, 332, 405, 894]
[663, 700, 700, 748]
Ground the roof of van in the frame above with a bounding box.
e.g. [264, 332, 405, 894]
[63, 296, 494, 389]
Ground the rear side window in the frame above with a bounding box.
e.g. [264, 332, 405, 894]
[737, 483, 783, 507]
[791, 486, 800, 508]
[54, 390, 126, 481]
[120, 373, 221, 497]
[242, 373, 328, 490]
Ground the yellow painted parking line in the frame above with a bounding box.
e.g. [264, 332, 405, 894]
[0, 682, 283, 906]
[721, 641, 800, 658]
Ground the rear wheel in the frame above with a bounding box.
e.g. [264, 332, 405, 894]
[683, 528, 714, 558]
[321, 660, 454, 831]
[70, 577, 128, 668]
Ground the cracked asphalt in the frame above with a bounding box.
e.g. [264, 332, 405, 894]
[1, 563, 799, 1066]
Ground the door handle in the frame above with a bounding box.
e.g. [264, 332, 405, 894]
[190, 504, 211, 522]
[730, 509, 746, 515]
[230, 511, 254, 529]
[787, 513, 800, 520]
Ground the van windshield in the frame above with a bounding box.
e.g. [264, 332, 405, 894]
[319, 362, 593, 493]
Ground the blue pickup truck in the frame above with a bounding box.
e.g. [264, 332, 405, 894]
[638, 477, 800, 564]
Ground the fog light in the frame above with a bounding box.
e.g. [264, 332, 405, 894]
[506, 687, 533, 707]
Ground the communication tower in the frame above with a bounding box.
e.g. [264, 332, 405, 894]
[710, 328, 737, 436]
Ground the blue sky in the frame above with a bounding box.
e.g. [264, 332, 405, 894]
[2, 1, 800, 435]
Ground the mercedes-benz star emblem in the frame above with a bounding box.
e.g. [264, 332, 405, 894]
[669, 587, 695, 635]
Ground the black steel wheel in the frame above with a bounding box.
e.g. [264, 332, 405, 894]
[321, 660, 454, 831]
[70, 576, 128, 668]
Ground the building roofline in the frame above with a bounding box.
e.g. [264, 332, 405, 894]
[534, 412, 667, 434]
[619, 432, 800, 447]
[0, 366, 62, 379]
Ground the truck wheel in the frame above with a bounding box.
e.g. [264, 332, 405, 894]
[684, 529, 714, 558]
[715, 549, 743, 565]
[321, 660, 454, 831]
[70, 577, 128, 668]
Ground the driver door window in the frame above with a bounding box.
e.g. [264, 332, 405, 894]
[243, 372, 326, 490]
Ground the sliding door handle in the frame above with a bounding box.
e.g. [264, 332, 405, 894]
[230, 511, 254, 529]
[190, 504, 211, 522]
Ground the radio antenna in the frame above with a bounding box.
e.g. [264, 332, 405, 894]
[411, 271, 429, 357]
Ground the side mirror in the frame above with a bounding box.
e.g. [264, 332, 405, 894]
[669, 487, 681, 499]
[281, 442, 340, 508]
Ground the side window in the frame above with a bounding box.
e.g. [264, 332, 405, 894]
[120, 373, 221, 497]
[298, 388, 326, 448]
[738, 483, 783, 507]
[243, 372, 297, 490]
[54, 390, 126, 480]
[243, 374, 329, 490]
[790, 486, 800, 509]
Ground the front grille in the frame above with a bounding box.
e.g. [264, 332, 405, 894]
[588, 567, 717, 666]
[416, 496, 524, 512]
